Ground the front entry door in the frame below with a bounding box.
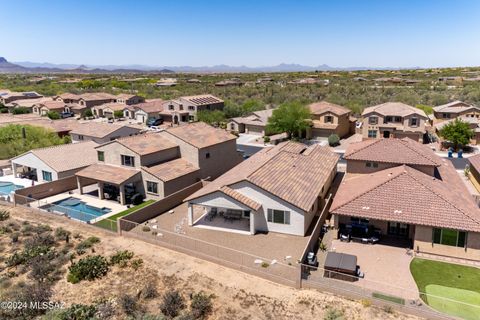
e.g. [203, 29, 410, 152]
[387, 222, 409, 237]
[383, 131, 391, 138]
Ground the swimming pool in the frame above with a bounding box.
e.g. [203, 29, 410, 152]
[49, 197, 111, 223]
[0, 181, 24, 195]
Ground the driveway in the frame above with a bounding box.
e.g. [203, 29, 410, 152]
[328, 240, 419, 300]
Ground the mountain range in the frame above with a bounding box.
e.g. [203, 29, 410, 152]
[0, 57, 419, 74]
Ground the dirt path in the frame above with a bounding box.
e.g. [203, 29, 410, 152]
[5, 205, 422, 320]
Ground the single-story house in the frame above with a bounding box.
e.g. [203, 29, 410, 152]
[10, 141, 98, 183]
[228, 109, 274, 135]
[131, 99, 165, 123]
[32, 101, 67, 116]
[69, 122, 142, 144]
[92, 103, 129, 119]
[185, 141, 339, 235]
[331, 138, 480, 261]
[116, 94, 145, 105]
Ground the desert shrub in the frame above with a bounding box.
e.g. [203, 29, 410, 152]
[28, 254, 57, 283]
[67, 255, 109, 283]
[6, 242, 53, 267]
[75, 236, 100, 254]
[360, 299, 372, 307]
[160, 290, 185, 318]
[10, 232, 19, 243]
[0, 225, 12, 234]
[110, 250, 134, 267]
[21, 223, 35, 235]
[119, 293, 138, 316]
[142, 226, 151, 232]
[324, 307, 344, 320]
[0, 210, 10, 221]
[11, 107, 30, 114]
[31, 223, 52, 234]
[58, 303, 97, 320]
[131, 258, 144, 270]
[190, 292, 214, 319]
[94, 299, 116, 319]
[382, 305, 394, 314]
[175, 314, 195, 320]
[25, 232, 55, 248]
[82, 109, 93, 118]
[55, 227, 71, 241]
[141, 315, 167, 320]
[261, 262, 269, 268]
[263, 136, 271, 143]
[328, 134, 340, 147]
[141, 282, 158, 299]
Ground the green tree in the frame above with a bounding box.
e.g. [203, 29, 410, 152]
[114, 110, 124, 118]
[46, 111, 60, 120]
[0, 124, 69, 160]
[440, 119, 474, 150]
[196, 110, 226, 125]
[266, 101, 310, 139]
[82, 109, 93, 118]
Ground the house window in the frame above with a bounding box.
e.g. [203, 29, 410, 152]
[121, 155, 135, 167]
[169, 105, 174, 110]
[368, 116, 378, 125]
[324, 115, 333, 123]
[385, 116, 392, 123]
[366, 162, 378, 168]
[230, 123, 235, 130]
[42, 170, 52, 182]
[97, 151, 104, 162]
[410, 117, 418, 127]
[205, 152, 210, 159]
[394, 116, 402, 122]
[78, 135, 84, 141]
[146, 181, 158, 194]
[267, 209, 290, 225]
[433, 228, 467, 247]
[442, 113, 450, 119]
[188, 106, 195, 111]
[367, 130, 377, 138]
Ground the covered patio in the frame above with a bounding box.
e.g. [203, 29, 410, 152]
[187, 186, 262, 235]
[75, 163, 142, 205]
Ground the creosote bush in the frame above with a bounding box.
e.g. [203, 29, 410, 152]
[67, 255, 109, 284]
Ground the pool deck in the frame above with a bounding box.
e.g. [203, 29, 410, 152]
[0, 175, 41, 189]
[31, 191, 128, 223]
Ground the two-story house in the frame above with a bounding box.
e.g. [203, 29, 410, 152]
[162, 94, 224, 124]
[361, 102, 428, 142]
[75, 122, 242, 205]
[432, 100, 480, 123]
[116, 94, 145, 105]
[228, 109, 274, 135]
[307, 101, 353, 139]
[331, 138, 480, 261]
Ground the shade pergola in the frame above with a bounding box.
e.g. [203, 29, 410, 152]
[75, 163, 141, 205]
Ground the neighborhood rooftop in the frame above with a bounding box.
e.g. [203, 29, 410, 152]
[187, 141, 339, 212]
[109, 132, 178, 156]
[344, 138, 442, 167]
[181, 94, 223, 105]
[69, 122, 137, 138]
[331, 164, 480, 233]
[432, 100, 478, 113]
[309, 101, 350, 116]
[13, 141, 98, 173]
[164, 122, 237, 148]
[362, 102, 428, 118]
[142, 158, 199, 182]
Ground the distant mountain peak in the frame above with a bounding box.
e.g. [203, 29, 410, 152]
[0, 57, 7, 63]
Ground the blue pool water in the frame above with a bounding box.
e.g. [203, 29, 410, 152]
[0, 181, 24, 195]
[50, 197, 111, 222]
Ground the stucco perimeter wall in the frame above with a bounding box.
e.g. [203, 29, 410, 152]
[14, 175, 96, 203]
[414, 225, 480, 261]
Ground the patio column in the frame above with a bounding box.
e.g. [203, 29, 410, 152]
[187, 203, 193, 226]
[76, 176, 83, 195]
[249, 213, 255, 235]
[11, 163, 17, 177]
[98, 182, 104, 200]
[119, 184, 126, 205]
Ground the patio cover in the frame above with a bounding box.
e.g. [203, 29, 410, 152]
[324, 252, 357, 274]
[76, 163, 141, 185]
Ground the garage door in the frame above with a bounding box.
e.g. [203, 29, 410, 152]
[246, 125, 264, 135]
[136, 114, 146, 123]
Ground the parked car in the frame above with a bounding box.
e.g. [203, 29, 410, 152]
[60, 111, 74, 118]
[146, 117, 164, 127]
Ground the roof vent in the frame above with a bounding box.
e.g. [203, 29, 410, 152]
[362, 206, 370, 210]
[394, 210, 402, 214]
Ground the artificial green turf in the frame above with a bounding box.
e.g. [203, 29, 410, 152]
[372, 292, 405, 305]
[410, 258, 480, 319]
[93, 200, 155, 232]
[425, 285, 480, 320]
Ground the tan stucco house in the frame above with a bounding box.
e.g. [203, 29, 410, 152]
[361, 102, 428, 142]
[433, 100, 480, 123]
[331, 138, 480, 262]
[307, 101, 354, 139]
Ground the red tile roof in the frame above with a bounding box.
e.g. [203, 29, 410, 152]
[309, 101, 350, 116]
[344, 138, 442, 167]
[331, 165, 480, 232]
[142, 158, 199, 181]
[164, 122, 237, 149]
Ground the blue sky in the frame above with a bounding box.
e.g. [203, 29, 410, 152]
[1, 0, 479, 67]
